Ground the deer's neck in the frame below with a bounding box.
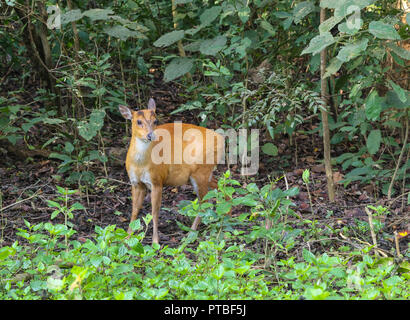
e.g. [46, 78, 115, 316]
[129, 137, 153, 165]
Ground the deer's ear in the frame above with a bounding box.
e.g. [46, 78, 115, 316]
[119, 105, 133, 120]
[147, 98, 156, 112]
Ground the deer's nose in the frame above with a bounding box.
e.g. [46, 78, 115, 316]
[147, 132, 155, 141]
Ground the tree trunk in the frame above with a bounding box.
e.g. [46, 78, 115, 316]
[15, 0, 61, 112]
[320, 8, 335, 202]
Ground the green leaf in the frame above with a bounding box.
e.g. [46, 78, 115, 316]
[367, 129, 381, 155]
[163, 57, 193, 82]
[71, 202, 85, 210]
[368, 21, 400, 40]
[46, 200, 61, 209]
[386, 90, 409, 109]
[61, 9, 83, 24]
[216, 202, 232, 215]
[83, 9, 114, 21]
[200, 6, 222, 27]
[387, 42, 410, 60]
[365, 90, 382, 121]
[261, 143, 278, 156]
[0, 246, 16, 260]
[301, 32, 335, 55]
[174, 0, 192, 4]
[237, 5, 250, 23]
[323, 57, 343, 78]
[199, 35, 227, 56]
[319, 15, 343, 34]
[338, 21, 362, 35]
[51, 210, 60, 219]
[388, 80, 407, 103]
[153, 30, 185, 48]
[293, 1, 315, 24]
[302, 248, 316, 264]
[78, 109, 106, 141]
[302, 169, 310, 184]
[64, 142, 74, 154]
[260, 20, 277, 36]
[49, 152, 73, 163]
[321, 0, 375, 17]
[104, 25, 147, 41]
[336, 38, 368, 62]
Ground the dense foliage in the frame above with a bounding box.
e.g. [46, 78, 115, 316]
[0, 0, 409, 300]
[1, 174, 409, 299]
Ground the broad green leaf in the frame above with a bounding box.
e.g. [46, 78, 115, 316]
[282, 17, 293, 30]
[365, 90, 382, 121]
[320, 0, 339, 8]
[260, 20, 277, 36]
[301, 32, 335, 55]
[386, 90, 410, 109]
[0, 246, 16, 260]
[78, 109, 106, 141]
[42, 118, 65, 124]
[71, 202, 85, 210]
[335, 0, 374, 18]
[388, 80, 407, 103]
[303, 248, 316, 264]
[200, 6, 222, 27]
[64, 142, 74, 154]
[368, 21, 400, 40]
[104, 25, 146, 41]
[321, 0, 375, 16]
[60, 9, 83, 24]
[386, 43, 410, 60]
[323, 57, 343, 78]
[49, 152, 73, 163]
[234, 37, 252, 58]
[216, 202, 232, 215]
[46, 200, 61, 209]
[174, 0, 192, 3]
[164, 57, 193, 82]
[237, 5, 250, 23]
[319, 15, 343, 34]
[273, 11, 292, 19]
[83, 9, 114, 21]
[367, 129, 381, 155]
[110, 17, 148, 33]
[184, 41, 202, 52]
[336, 38, 368, 62]
[153, 30, 184, 48]
[293, 1, 314, 24]
[185, 26, 203, 36]
[261, 143, 278, 156]
[338, 21, 362, 35]
[199, 35, 227, 56]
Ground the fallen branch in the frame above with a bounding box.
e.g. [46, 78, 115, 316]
[365, 207, 379, 257]
[1, 189, 42, 212]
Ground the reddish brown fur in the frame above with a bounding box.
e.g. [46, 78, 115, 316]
[119, 99, 224, 244]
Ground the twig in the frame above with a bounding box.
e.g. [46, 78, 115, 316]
[339, 232, 389, 257]
[1, 190, 42, 212]
[388, 116, 408, 200]
[365, 207, 379, 257]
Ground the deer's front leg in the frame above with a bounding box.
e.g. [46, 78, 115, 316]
[150, 184, 163, 244]
[128, 184, 146, 234]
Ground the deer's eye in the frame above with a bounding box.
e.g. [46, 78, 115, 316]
[137, 120, 142, 126]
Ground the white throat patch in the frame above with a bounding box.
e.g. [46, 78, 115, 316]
[134, 138, 151, 162]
